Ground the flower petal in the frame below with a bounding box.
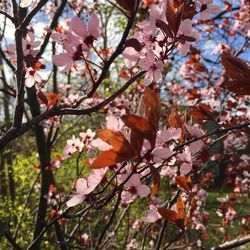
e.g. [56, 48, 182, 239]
[66, 194, 85, 207]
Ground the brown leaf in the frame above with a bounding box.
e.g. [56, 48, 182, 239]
[176, 196, 185, 218]
[97, 129, 135, 156]
[121, 114, 154, 143]
[142, 88, 161, 131]
[116, 0, 136, 13]
[221, 54, 250, 80]
[157, 207, 185, 230]
[223, 78, 250, 95]
[156, 19, 173, 39]
[37, 90, 48, 105]
[90, 150, 131, 169]
[175, 176, 192, 192]
[124, 38, 142, 51]
[168, 108, 183, 128]
[46, 92, 60, 109]
[176, 35, 196, 42]
[166, 0, 184, 34]
[149, 165, 161, 196]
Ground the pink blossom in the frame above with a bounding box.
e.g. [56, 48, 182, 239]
[178, 19, 200, 56]
[186, 124, 205, 154]
[24, 67, 42, 88]
[105, 115, 124, 131]
[63, 135, 84, 158]
[122, 47, 140, 68]
[233, 0, 250, 37]
[90, 138, 113, 151]
[70, 14, 100, 51]
[156, 128, 182, 145]
[225, 207, 237, 222]
[52, 14, 100, 72]
[178, 146, 193, 175]
[120, 172, 150, 203]
[52, 51, 74, 73]
[80, 129, 95, 145]
[138, 50, 164, 86]
[67, 169, 105, 207]
[143, 205, 162, 223]
[152, 147, 173, 163]
[7, 31, 40, 59]
[199, 0, 220, 20]
[22, 31, 41, 57]
[20, 0, 37, 8]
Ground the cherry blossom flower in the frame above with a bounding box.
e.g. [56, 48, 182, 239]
[199, 0, 220, 20]
[90, 138, 113, 151]
[143, 205, 162, 223]
[7, 31, 40, 60]
[156, 128, 182, 145]
[105, 115, 124, 131]
[152, 147, 173, 163]
[70, 14, 100, 51]
[22, 31, 41, 57]
[225, 207, 237, 223]
[52, 14, 100, 72]
[67, 169, 106, 207]
[122, 47, 140, 68]
[177, 19, 200, 56]
[20, 0, 37, 8]
[80, 129, 95, 145]
[24, 67, 42, 88]
[63, 135, 84, 158]
[138, 50, 164, 86]
[77, 233, 89, 245]
[119, 172, 150, 203]
[178, 146, 193, 175]
[186, 124, 205, 154]
[233, 0, 250, 37]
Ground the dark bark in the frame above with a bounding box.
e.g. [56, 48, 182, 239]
[26, 87, 53, 249]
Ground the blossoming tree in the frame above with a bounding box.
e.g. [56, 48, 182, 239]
[0, 0, 249, 249]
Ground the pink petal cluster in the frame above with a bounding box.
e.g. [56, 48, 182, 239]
[122, 1, 200, 85]
[198, 0, 220, 20]
[119, 170, 150, 204]
[66, 169, 106, 207]
[52, 14, 100, 72]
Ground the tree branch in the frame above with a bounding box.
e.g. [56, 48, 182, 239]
[211, 234, 250, 250]
[18, 0, 49, 30]
[0, 10, 15, 23]
[4, 231, 22, 250]
[0, 71, 145, 150]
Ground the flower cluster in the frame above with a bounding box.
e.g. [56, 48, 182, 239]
[52, 14, 100, 72]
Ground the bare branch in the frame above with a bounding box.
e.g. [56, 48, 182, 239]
[211, 234, 250, 250]
[18, 0, 49, 30]
[0, 10, 15, 23]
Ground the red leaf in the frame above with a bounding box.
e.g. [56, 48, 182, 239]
[157, 207, 180, 222]
[91, 130, 137, 169]
[90, 150, 130, 169]
[221, 54, 250, 80]
[46, 92, 60, 109]
[124, 38, 142, 51]
[176, 35, 196, 42]
[97, 129, 133, 154]
[121, 114, 154, 144]
[149, 164, 161, 196]
[166, 0, 184, 34]
[175, 176, 192, 192]
[37, 90, 48, 105]
[156, 19, 173, 39]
